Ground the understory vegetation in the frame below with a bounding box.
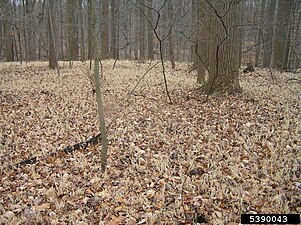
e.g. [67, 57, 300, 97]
[0, 61, 300, 224]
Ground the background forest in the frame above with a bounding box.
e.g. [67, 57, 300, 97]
[0, 0, 300, 71]
[0, 0, 301, 224]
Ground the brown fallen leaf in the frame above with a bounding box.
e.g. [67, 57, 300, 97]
[35, 202, 51, 211]
[107, 215, 123, 225]
[255, 199, 265, 208]
[45, 187, 57, 199]
[31, 173, 41, 179]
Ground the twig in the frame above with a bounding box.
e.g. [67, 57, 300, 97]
[128, 62, 160, 95]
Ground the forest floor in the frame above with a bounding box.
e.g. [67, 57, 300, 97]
[0, 60, 300, 225]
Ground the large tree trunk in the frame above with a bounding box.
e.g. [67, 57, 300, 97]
[202, 0, 241, 94]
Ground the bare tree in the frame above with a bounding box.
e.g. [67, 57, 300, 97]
[89, 0, 109, 171]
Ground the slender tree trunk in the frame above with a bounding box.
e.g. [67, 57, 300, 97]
[273, 0, 294, 69]
[60, 0, 64, 59]
[146, 0, 154, 60]
[110, 0, 117, 59]
[138, 0, 145, 61]
[238, 1, 245, 67]
[115, 5, 120, 59]
[254, 0, 264, 67]
[91, 0, 108, 171]
[134, 2, 139, 60]
[167, 0, 175, 69]
[262, 0, 276, 68]
[101, 0, 109, 59]
[124, 4, 130, 59]
[2, 0, 14, 61]
[47, 0, 58, 68]
[22, 0, 28, 61]
[87, 0, 94, 60]
[196, 0, 208, 84]
[291, 1, 301, 72]
[78, 0, 85, 61]
[67, 0, 78, 63]
[191, 0, 197, 65]
[26, 0, 36, 61]
[0, 15, 2, 58]
[94, 53, 108, 171]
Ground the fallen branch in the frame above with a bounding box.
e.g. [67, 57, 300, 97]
[13, 133, 102, 169]
[286, 78, 301, 83]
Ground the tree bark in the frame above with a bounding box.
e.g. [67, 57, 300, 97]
[101, 0, 109, 59]
[254, 0, 265, 67]
[196, 0, 208, 84]
[290, 1, 301, 72]
[110, 0, 117, 59]
[202, 0, 241, 94]
[262, 0, 276, 68]
[78, 0, 85, 61]
[26, 0, 36, 61]
[146, 0, 154, 60]
[2, 0, 14, 61]
[67, 0, 79, 63]
[47, 0, 58, 68]
[273, 0, 294, 69]
[138, 0, 145, 61]
[238, 0, 245, 67]
[92, 0, 108, 171]
[87, 0, 94, 60]
[167, 0, 175, 69]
